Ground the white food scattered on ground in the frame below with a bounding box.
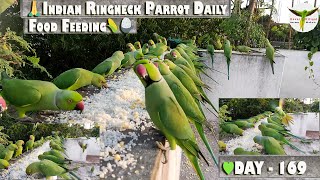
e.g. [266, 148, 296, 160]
[0, 141, 50, 180]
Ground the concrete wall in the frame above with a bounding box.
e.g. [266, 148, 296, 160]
[200, 50, 286, 108]
[280, 50, 320, 97]
[288, 113, 320, 138]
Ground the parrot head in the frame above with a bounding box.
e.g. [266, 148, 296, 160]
[26, 162, 40, 175]
[253, 135, 263, 144]
[0, 160, 9, 169]
[142, 43, 149, 48]
[0, 96, 7, 113]
[92, 73, 107, 88]
[7, 144, 18, 151]
[134, 41, 141, 49]
[170, 50, 181, 59]
[126, 43, 135, 52]
[56, 90, 84, 112]
[38, 154, 46, 160]
[258, 124, 266, 131]
[148, 40, 155, 46]
[16, 140, 24, 146]
[163, 59, 177, 70]
[155, 60, 171, 75]
[134, 60, 162, 87]
[234, 147, 244, 154]
[29, 135, 35, 140]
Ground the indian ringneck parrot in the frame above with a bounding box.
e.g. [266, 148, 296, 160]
[26, 135, 35, 152]
[134, 41, 143, 54]
[164, 60, 218, 114]
[177, 44, 198, 59]
[232, 120, 254, 129]
[218, 141, 226, 152]
[288, 8, 318, 31]
[50, 141, 65, 152]
[142, 43, 149, 55]
[53, 68, 107, 91]
[148, 40, 156, 52]
[170, 49, 196, 73]
[236, 45, 251, 53]
[14, 140, 24, 158]
[176, 64, 212, 90]
[220, 123, 243, 136]
[38, 154, 71, 166]
[26, 159, 77, 179]
[92, 51, 124, 76]
[181, 36, 197, 51]
[0, 144, 18, 161]
[155, 60, 218, 166]
[234, 147, 260, 155]
[223, 37, 232, 80]
[126, 43, 136, 52]
[0, 96, 7, 114]
[0, 0, 16, 14]
[78, 141, 88, 153]
[43, 150, 66, 160]
[120, 51, 136, 68]
[260, 122, 309, 141]
[267, 117, 282, 126]
[258, 125, 305, 153]
[253, 135, 286, 155]
[246, 118, 257, 124]
[1, 74, 84, 118]
[175, 47, 196, 67]
[0, 159, 9, 169]
[134, 60, 208, 179]
[146, 42, 167, 59]
[265, 38, 275, 74]
[207, 43, 215, 68]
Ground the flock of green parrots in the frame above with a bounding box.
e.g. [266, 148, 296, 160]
[220, 107, 310, 156]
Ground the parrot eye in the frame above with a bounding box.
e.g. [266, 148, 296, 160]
[68, 99, 73, 103]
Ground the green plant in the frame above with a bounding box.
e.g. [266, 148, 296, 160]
[0, 126, 10, 145]
[0, 28, 51, 78]
[219, 105, 232, 123]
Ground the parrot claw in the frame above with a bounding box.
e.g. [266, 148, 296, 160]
[156, 141, 168, 164]
[102, 83, 108, 88]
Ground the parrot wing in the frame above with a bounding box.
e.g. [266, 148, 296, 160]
[53, 70, 81, 89]
[288, 9, 303, 16]
[306, 8, 318, 16]
[3, 82, 41, 107]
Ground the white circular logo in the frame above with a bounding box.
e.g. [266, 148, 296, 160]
[289, 3, 319, 32]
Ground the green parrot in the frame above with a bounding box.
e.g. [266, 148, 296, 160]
[92, 51, 124, 76]
[38, 154, 70, 165]
[14, 140, 24, 158]
[0, 159, 9, 169]
[147, 42, 167, 59]
[53, 68, 107, 90]
[148, 40, 156, 52]
[50, 140, 65, 152]
[155, 60, 218, 166]
[223, 37, 232, 80]
[126, 43, 136, 52]
[177, 44, 198, 59]
[220, 123, 243, 136]
[234, 147, 260, 155]
[134, 60, 208, 179]
[142, 43, 149, 55]
[120, 51, 136, 68]
[78, 141, 88, 153]
[265, 38, 275, 74]
[43, 150, 66, 160]
[236, 45, 251, 53]
[177, 64, 211, 90]
[0, 144, 18, 161]
[26, 159, 77, 179]
[171, 49, 195, 73]
[207, 44, 215, 68]
[288, 8, 318, 31]
[164, 60, 218, 113]
[1, 74, 84, 118]
[218, 141, 226, 152]
[134, 41, 143, 54]
[260, 122, 309, 141]
[0, 0, 15, 14]
[246, 118, 257, 124]
[253, 135, 286, 155]
[232, 120, 254, 129]
[26, 135, 35, 152]
[175, 47, 197, 72]
[258, 125, 305, 153]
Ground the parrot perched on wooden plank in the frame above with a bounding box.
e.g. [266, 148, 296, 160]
[0, 159, 9, 169]
[26, 159, 78, 179]
[258, 125, 305, 153]
[288, 8, 318, 31]
[164, 60, 218, 113]
[253, 135, 286, 155]
[134, 60, 208, 179]
[25, 135, 35, 152]
[223, 37, 232, 80]
[53, 68, 107, 90]
[14, 140, 24, 158]
[156, 60, 218, 166]
[0, 0, 15, 14]
[265, 39, 275, 74]
[234, 147, 260, 155]
[92, 51, 124, 76]
[236, 45, 251, 53]
[1, 74, 84, 118]
[220, 123, 243, 136]
[0, 144, 18, 161]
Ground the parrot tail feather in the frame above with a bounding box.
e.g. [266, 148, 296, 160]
[283, 131, 311, 142]
[185, 152, 206, 180]
[227, 58, 230, 80]
[271, 62, 275, 74]
[199, 69, 220, 85]
[286, 141, 306, 154]
[211, 55, 214, 68]
[69, 171, 81, 180]
[195, 123, 218, 167]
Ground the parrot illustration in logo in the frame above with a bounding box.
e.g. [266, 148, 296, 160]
[288, 8, 318, 31]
